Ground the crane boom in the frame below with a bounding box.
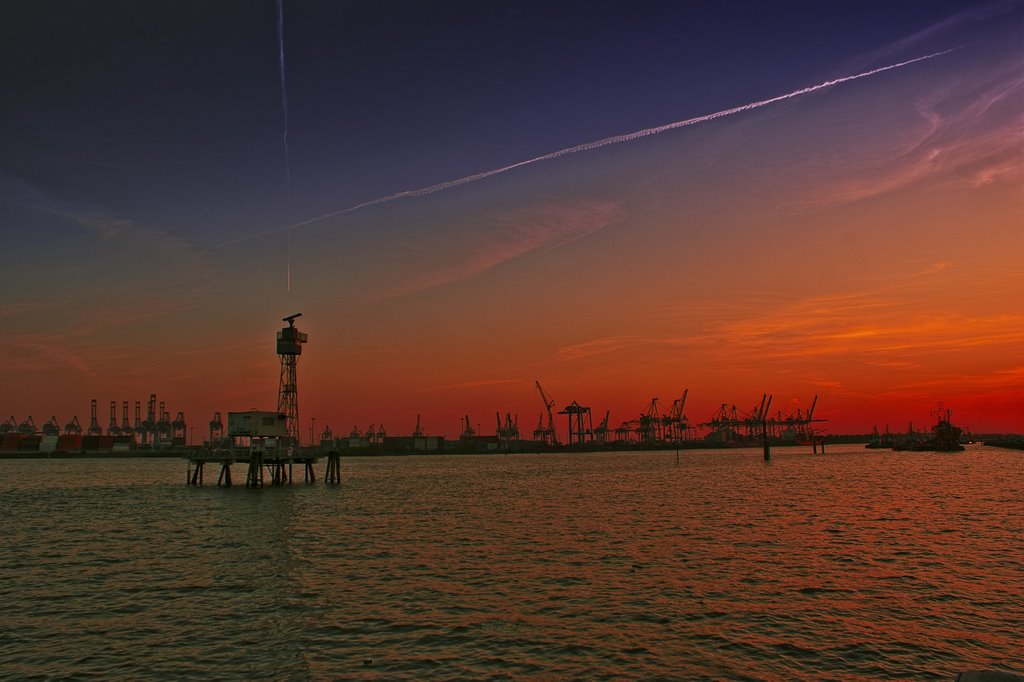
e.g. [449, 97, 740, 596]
[534, 380, 559, 445]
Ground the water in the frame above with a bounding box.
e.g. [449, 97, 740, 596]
[1, 445, 1021, 680]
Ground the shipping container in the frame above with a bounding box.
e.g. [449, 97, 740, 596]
[1, 434, 23, 451]
[40, 435, 60, 452]
[57, 435, 82, 452]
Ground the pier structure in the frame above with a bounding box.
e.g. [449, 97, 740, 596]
[186, 409, 321, 487]
[185, 314, 321, 488]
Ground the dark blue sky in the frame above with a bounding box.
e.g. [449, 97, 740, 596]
[3, 0, 1004, 241]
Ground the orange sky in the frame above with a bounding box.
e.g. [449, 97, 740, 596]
[3, 3, 1022, 439]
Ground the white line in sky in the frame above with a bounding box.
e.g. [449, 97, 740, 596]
[221, 47, 959, 247]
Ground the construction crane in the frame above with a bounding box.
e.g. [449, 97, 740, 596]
[534, 380, 559, 446]
[461, 415, 475, 439]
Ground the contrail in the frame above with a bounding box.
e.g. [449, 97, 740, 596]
[276, 0, 291, 195]
[222, 47, 958, 247]
[275, 0, 292, 291]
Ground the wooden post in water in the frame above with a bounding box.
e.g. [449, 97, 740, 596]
[218, 463, 232, 487]
[760, 394, 772, 461]
[325, 450, 341, 484]
[246, 449, 263, 488]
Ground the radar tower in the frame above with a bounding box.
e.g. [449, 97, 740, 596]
[277, 313, 307, 456]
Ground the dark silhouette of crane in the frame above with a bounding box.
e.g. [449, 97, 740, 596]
[534, 381, 559, 446]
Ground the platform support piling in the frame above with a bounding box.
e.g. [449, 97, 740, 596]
[325, 450, 341, 484]
[218, 463, 232, 487]
[247, 451, 264, 488]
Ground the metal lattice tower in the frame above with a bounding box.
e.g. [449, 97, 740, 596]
[277, 313, 307, 454]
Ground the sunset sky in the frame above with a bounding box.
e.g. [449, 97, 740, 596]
[3, 0, 1022, 439]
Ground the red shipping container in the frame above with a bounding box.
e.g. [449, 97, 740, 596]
[57, 435, 82, 452]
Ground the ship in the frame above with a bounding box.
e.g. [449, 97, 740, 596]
[865, 425, 894, 449]
[892, 404, 964, 452]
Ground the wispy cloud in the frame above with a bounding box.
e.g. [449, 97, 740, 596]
[557, 336, 645, 360]
[373, 198, 621, 300]
[807, 61, 1023, 207]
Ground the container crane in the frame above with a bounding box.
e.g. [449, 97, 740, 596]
[157, 402, 172, 442]
[558, 400, 592, 446]
[134, 401, 143, 438]
[108, 400, 120, 436]
[594, 410, 611, 444]
[64, 416, 82, 435]
[18, 416, 37, 435]
[209, 411, 224, 446]
[143, 394, 157, 445]
[638, 398, 663, 443]
[42, 416, 61, 436]
[172, 411, 186, 441]
[412, 414, 423, 438]
[87, 399, 102, 436]
[121, 401, 132, 435]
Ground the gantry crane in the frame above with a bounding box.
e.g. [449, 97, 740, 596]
[87, 399, 102, 436]
[42, 416, 61, 436]
[594, 410, 611, 444]
[108, 400, 120, 436]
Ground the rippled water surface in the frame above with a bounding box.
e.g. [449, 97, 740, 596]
[1, 445, 1022, 680]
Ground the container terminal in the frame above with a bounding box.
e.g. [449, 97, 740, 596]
[1, 314, 995, 474]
